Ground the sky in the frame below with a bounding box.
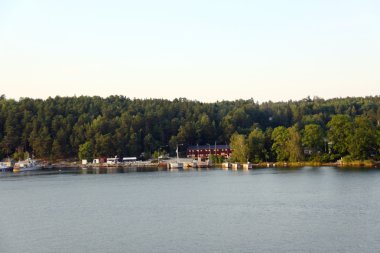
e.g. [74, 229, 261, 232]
[0, 0, 379, 102]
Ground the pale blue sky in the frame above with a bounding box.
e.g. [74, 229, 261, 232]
[1, 0, 379, 102]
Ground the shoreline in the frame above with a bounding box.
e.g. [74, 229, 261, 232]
[40, 160, 380, 170]
[254, 161, 380, 168]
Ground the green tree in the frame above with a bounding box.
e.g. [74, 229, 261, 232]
[0, 109, 21, 156]
[128, 132, 142, 156]
[347, 116, 378, 160]
[287, 125, 303, 162]
[12, 146, 29, 161]
[143, 133, 154, 157]
[327, 115, 353, 157]
[209, 154, 224, 163]
[29, 126, 52, 158]
[302, 124, 325, 154]
[94, 133, 113, 157]
[195, 113, 215, 144]
[230, 132, 248, 163]
[176, 122, 196, 145]
[78, 141, 94, 161]
[1, 95, 380, 162]
[248, 128, 266, 162]
[264, 127, 274, 161]
[271, 126, 289, 161]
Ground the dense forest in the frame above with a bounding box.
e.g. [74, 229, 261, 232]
[0, 95, 379, 162]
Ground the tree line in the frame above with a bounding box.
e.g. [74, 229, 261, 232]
[230, 114, 379, 163]
[0, 95, 379, 162]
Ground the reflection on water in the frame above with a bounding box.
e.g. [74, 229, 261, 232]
[1, 166, 379, 178]
[80, 167, 161, 174]
[0, 166, 166, 178]
[1, 165, 379, 179]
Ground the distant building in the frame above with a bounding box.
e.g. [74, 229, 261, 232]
[123, 157, 137, 162]
[107, 157, 119, 164]
[93, 157, 107, 164]
[187, 145, 232, 158]
[303, 148, 313, 155]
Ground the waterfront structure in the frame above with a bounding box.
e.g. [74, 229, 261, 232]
[222, 162, 231, 169]
[123, 157, 137, 162]
[106, 157, 119, 165]
[242, 162, 252, 170]
[231, 163, 241, 170]
[93, 158, 107, 164]
[187, 145, 232, 158]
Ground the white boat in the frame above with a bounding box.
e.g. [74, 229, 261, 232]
[169, 162, 183, 170]
[0, 158, 15, 172]
[0, 164, 13, 172]
[169, 145, 183, 170]
[194, 157, 212, 168]
[13, 158, 41, 172]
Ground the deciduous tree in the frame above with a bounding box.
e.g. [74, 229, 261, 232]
[230, 133, 248, 163]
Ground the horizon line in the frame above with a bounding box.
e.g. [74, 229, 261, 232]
[2, 94, 380, 105]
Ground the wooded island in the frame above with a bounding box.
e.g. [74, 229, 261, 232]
[0, 95, 379, 164]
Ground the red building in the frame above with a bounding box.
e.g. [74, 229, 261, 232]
[187, 145, 232, 158]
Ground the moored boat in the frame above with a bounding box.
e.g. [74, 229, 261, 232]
[0, 164, 13, 172]
[169, 162, 184, 170]
[169, 145, 183, 170]
[193, 157, 212, 168]
[13, 158, 41, 172]
[0, 158, 15, 172]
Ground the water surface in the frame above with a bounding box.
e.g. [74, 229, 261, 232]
[1, 167, 380, 253]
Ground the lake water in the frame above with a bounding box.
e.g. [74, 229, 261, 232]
[1, 167, 380, 253]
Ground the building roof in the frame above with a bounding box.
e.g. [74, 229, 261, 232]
[187, 145, 230, 150]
